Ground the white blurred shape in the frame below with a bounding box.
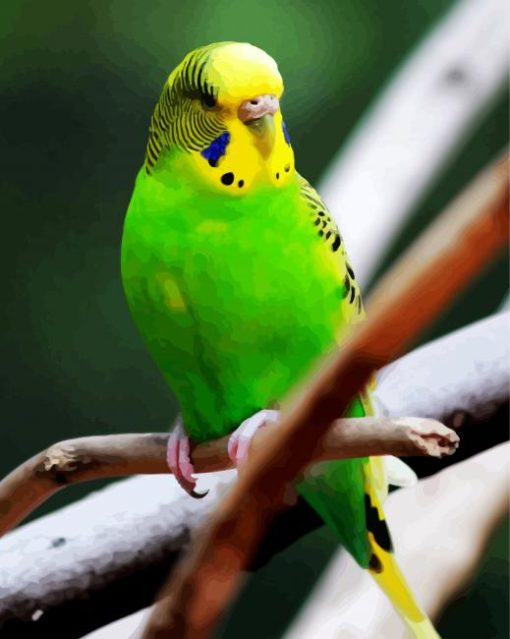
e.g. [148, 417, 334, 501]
[319, 0, 509, 286]
[384, 455, 418, 488]
[80, 608, 150, 639]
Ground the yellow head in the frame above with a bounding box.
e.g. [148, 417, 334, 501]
[146, 42, 294, 193]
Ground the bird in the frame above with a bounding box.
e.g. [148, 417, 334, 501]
[121, 41, 440, 638]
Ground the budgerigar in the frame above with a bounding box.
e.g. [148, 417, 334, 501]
[121, 42, 440, 638]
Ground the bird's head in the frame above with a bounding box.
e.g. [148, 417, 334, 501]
[145, 42, 294, 193]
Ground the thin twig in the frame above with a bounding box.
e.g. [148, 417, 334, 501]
[0, 417, 457, 537]
[140, 153, 508, 639]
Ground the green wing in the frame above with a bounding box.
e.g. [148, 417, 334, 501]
[295, 175, 388, 567]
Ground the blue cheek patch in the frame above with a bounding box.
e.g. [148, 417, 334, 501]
[282, 121, 291, 145]
[201, 132, 231, 167]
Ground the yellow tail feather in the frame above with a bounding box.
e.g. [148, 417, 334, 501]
[364, 456, 440, 638]
[368, 534, 441, 638]
[362, 392, 439, 637]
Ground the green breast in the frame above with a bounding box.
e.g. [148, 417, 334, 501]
[121, 161, 347, 442]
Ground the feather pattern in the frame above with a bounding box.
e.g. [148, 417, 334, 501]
[145, 44, 227, 171]
[297, 175, 365, 320]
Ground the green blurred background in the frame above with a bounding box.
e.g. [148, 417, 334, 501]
[1, 0, 508, 637]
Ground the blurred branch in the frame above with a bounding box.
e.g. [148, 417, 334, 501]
[285, 443, 510, 639]
[0, 416, 457, 537]
[374, 310, 510, 427]
[320, 0, 509, 285]
[0, 312, 507, 637]
[139, 155, 508, 638]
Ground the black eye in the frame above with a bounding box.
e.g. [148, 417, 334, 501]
[201, 92, 216, 108]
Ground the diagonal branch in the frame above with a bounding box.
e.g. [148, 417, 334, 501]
[140, 153, 508, 639]
[0, 416, 457, 537]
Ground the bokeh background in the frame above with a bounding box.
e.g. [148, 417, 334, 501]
[1, 0, 508, 637]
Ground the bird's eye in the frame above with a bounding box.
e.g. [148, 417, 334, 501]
[200, 92, 217, 109]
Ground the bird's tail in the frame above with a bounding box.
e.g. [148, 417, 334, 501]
[362, 392, 440, 639]
[366, 496, 440, 638]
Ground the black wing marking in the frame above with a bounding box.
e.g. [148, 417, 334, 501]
[298, 174, 364, 317]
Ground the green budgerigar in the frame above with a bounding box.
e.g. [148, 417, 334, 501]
[121, 42, 440, 638]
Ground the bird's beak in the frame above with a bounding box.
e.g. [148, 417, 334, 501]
[238, 94, 279, 124]
[239, 95, 279, 157]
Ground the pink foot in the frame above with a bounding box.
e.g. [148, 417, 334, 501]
[228, 409, 280, 466]
[167, 417, 208, 499]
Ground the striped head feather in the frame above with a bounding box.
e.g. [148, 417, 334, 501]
[145, 42, 294, 194]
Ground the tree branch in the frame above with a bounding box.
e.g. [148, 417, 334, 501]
[0, 417, 457, 537]
[78, 443, 510, 639]
[0, 312, 506, 636]
[140, 153, 508, 639]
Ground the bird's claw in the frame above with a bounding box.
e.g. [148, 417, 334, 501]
[167, 418, 208, 499]
[228, 409, 280, 467]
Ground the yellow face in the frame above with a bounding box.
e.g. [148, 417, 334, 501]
[147, 42, 295, 194]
